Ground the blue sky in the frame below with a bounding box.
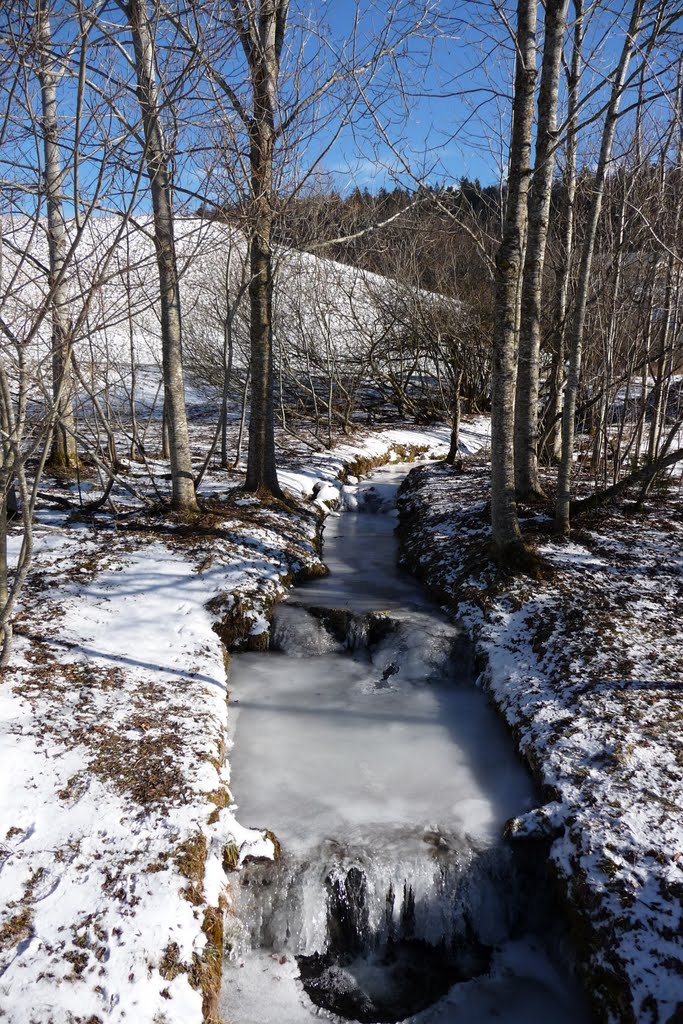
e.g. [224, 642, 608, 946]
[2, 0, 680, 220]
[306, 0, 683, 195]
[304, 0, 516, 192]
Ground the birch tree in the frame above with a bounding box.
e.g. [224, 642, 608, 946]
[36, 1, 78, 470]
[167, 1, 437, 497]
[514, 0, 569, 498]
[237, 0, 287, 497]
[545, 0, 583, 461]
[556, 0, 646, 534]
[490, 0, 537, 555]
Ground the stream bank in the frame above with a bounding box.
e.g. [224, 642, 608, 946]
[0, 427, 450, 1024]
[395, 457, 683, 1024]
[220, 463, 589, 1023]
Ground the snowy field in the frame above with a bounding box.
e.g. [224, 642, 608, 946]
[397, 457, 683, 1024]
[0, 422, 472, 1024]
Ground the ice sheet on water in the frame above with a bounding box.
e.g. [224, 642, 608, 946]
[228, 462, 534, 852]
[354, 481, 397, 514]
[298, 464, 434, 613]
[222, 459, 589, 1024]
[227, 645, 534, 853]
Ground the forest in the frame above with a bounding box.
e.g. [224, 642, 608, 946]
[0, 2, 682, 1024]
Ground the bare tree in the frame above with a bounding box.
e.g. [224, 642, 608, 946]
[122, 0, 198, 512]
[36, 1, 79, 470]
[167, 1, 437, 496]
[490, 0, 537, 555]
[233, 0, 288, 497]
[514, 0, 570, 498]
[556, 0, 646, 535]
[544, 0, 584, 461]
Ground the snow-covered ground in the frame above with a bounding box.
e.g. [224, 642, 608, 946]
[397, 457, 683, 1024]
[0, 424, 464, 1024]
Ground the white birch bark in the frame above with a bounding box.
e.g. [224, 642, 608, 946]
[548, 0, 584, 461]
[490, 0, 537, 553]
[36, 4, 78, 470]
[514, 0, 569, 497]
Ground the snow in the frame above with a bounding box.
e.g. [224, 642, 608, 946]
[0, 424, 456, 1023]
[397, 456, 683, 1023]
[0, 216, 458, 387]
[219, 456, 592, 1024]
[0, 539, 262, 1023]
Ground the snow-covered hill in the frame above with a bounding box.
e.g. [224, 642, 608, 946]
[0, 215, 458, 378]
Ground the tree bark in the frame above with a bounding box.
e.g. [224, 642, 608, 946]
[515, 0, 569, 497]
[550, 0, 583, 462]
[235, 365, 251, 469]
[126, 0, 197, 512]
[556, 0, 645, 534]
[242, 1, 287, 498]
[0, 395, 9, 633]
[446, 369, 463, 465]
[220, 256, 237, 468]
[490, 0, 537, 553]
[37, 5, 78, 471]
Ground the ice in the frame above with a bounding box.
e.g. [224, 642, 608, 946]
[228, 464, 533, 850]
[271, 604, 342, 657]
[227, 645, 533, 850]
[221, 462, 589, 1024]
[369, 613, 465, 685]
[412, 937, 589, 1024]
[222, 939, 588, 1024]
[232, 826, 520, 956]
[297, 465, 435, 612]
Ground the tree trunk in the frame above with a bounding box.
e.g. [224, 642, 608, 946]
[490, 0, 537, 553]
[515, 0, 569, 497]
[125, 236, 142, 460]
[219, 259, 235, 469]
[634, 340, 649, 465]
[235, 365, 251, 469]
[243, 1, 287, 498]
[556, 0, 645, 535]
[127, 0, 197, 512]
[0, 397, 9, 635]
[161, 394, 170, 460]
[446, 369, 463, 465]
[219, 326, 233, 469]
[552, 0, 583, 462]
[0, 491, 6, 640]
[245, 224, 282, 494]
[37, 5, 78, 471]
[648, 169, 682, 462]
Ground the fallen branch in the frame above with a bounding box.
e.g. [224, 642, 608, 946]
[572, 445, 683, 513]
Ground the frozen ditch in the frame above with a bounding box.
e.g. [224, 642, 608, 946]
[221, 464, 590, 1024]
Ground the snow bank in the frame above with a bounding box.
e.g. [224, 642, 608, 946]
[0, 424, 452, 1024]
[397, 456, 683, 1024]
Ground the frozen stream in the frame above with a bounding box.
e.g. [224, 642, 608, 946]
[221, 463, 590, 1024]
